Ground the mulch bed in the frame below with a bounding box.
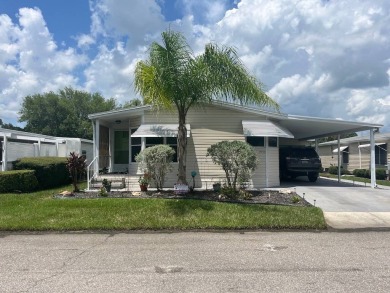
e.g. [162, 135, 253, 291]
[55, 189, 312, 207]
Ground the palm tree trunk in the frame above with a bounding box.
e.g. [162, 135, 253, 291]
[177, 112, 187, 184]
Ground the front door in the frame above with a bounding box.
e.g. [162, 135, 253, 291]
[113, 130, 129, 172]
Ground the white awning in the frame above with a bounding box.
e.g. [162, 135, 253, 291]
[242, 120, 294, 138]
[333, 146, 348, 153]
[131, 124, 191, 137]
[358, 142, 386, 148]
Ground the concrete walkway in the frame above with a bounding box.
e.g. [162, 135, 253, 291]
[278, 177, 390, 230]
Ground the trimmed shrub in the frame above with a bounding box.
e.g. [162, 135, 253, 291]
[353, 168, 387, 180]
[376, 169, 387, 180]
[353, 169, 369, 178]
[136, 145, 175, 191]
[13, 157, 70, 189]
[328, 165, 340, 175]
[207, 140, 258, 191]
[0, 170, 39, 193]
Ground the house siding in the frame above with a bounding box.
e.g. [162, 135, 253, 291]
[318, 141, 389, 171]
[141, 104, 279, 188]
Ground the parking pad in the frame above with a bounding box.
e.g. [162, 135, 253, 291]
[277, 177, 390, 230]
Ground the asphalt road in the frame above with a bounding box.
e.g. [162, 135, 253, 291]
[1, 231, 390, 292]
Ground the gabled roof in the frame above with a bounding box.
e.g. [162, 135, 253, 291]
[87, 100, 383, 140]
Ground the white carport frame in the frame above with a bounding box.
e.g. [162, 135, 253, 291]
[0, 128, 58, 171]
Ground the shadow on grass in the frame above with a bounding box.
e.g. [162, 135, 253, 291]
[164, 199, 214, 216]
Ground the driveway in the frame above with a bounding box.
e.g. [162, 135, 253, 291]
[278, 177, 390, 230]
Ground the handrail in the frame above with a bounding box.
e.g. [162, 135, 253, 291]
[87, 155, 99, 191]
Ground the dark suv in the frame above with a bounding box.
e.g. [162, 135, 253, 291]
[279, 146, 322, 182]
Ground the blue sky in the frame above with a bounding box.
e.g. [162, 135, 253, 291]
[1, 0, 390, 132]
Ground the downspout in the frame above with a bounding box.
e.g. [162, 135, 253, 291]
[265, 138, 269, 187]
[337, 135, 341, 183]
[2, 134, 7, 171]
[370, 129, 376, 188]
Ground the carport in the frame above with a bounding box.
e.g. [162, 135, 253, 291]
[276, 114, 383, 188]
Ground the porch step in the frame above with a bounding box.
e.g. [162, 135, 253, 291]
[89, 175, 141, 191]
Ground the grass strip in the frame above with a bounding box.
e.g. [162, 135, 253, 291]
[320, 173, 390, 187]
[0, 186, 326, 231]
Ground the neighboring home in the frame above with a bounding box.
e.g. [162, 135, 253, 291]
[0, 128, 93, 171]
[317, 133, 389, 172]
[87, 101, 382, 189]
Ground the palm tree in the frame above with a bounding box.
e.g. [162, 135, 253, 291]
[134, 30, 279, 184]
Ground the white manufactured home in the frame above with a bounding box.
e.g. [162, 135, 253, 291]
[318, 133, 389, 172]
[0, 128, 93, 171]
[88, 101, 382, 189]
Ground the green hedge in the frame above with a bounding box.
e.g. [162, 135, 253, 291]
[329, 165, 343, 175]
[352, 168, 387, 180]
[12, 157, 70, 189]
[0, 170, 39, 193]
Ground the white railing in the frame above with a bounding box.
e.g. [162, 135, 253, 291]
[87, 155, 99, 191]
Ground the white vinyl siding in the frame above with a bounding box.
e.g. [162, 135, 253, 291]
[7, 142, 35, 161]
[143, 104, 280, 188]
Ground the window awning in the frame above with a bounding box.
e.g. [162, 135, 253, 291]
[333, 146, 348, 153]
[131, 124, 191, 137]
[358, 143, 386, 148]
[242, 120, 294, 138]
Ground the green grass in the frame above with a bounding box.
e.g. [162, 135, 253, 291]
[0, 185, 326, 231]
[321, 173, 390, 187]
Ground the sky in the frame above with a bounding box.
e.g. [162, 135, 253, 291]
[1, 0, 390, 132]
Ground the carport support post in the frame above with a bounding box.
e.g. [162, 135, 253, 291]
[337, 135, 341, 183]
[370, 129, 376, 188]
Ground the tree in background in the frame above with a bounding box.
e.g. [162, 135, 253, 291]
[0, 119, 24, 131]
[117, 98, 143, 109]
[317, 132, 358, 143]
[19, 87, 116, 139]
[135, 30, 278, 184]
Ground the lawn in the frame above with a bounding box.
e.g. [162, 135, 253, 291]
[0, 185, 327, 231]
[320, 173, 390, 187]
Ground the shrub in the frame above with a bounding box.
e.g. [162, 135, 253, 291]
[0, 170, 39, 193]
[353, 169, 369, 178]
[353, 168, 387, 180]
[135, 145, 175, 191]
[13, 157, 70, 189]
[376, 169, 387, 180]
[328, 165, 344, 175]
[66, 152, 87, 192]
[207, 140, 257, 191]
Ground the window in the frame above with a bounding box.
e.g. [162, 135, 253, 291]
[145, 137, 178, 162]
[268, 137, 278, 147]
[114, 131, 129, 164]
[342, 147, 349, 164]
[167, 137, 178, 162]
[375, 144, 387, 165]
[246, 136, 264, 147]
[130, 129, 141, 163]
[146, 137, 164, 148]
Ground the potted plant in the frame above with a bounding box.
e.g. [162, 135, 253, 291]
[212, 182, 221, 192]
[102, 179, 112, 192]
[138, 173, 150, 191]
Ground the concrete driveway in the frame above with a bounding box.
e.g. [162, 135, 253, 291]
[278, 177, 390, 230]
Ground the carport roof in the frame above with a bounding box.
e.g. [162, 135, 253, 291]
[87, 101, 383, 140]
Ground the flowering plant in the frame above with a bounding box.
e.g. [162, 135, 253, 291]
[138, 173, 150, 186]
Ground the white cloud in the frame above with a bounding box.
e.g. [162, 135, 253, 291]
[2, 0, 390, 133]
[0, 7, 86, 123]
